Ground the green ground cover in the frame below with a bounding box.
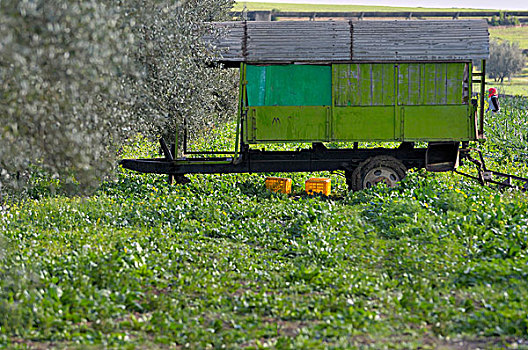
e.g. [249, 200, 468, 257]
[1, 97, 528, 349]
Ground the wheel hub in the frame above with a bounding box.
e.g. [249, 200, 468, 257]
[363, 167, 401, 188]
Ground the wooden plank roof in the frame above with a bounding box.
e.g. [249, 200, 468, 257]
[207, 20, 489, 63]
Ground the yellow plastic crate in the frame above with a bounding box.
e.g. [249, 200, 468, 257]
[305, 177, 331, 196]
[265, 177, 292, 194]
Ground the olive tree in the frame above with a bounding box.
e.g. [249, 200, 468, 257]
[487, 39, 526, 83]
[0, 0, 137, 198]
[121, 0, 237, 153]
[0, 0, 236, 199]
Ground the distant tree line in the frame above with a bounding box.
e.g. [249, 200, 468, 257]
[488, 12, 520, 26]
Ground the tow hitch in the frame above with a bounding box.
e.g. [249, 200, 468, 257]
[456, 149, 528, 191]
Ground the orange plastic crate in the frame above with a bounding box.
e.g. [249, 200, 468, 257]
[305, 177, 331, 196]
[265, 177, 292, 194]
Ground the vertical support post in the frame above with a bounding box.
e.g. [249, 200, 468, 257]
[183, 117, 188, 154]
[168, 142, 176, 184]
[479, 59, 486, 138]
[234, 63, 245, 160]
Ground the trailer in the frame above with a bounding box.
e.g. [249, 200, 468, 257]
[121, 20, 528, 191]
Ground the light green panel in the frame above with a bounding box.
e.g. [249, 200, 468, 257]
[333, 107, 395, 141]
[246, 65, 331, 107]
[402, 105, 471, 140]
[246, 106, 329, 143]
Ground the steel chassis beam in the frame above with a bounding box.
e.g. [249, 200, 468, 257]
[120, 144, 427, 176]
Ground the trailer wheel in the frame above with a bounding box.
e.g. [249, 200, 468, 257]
[349, 156, 407, 191]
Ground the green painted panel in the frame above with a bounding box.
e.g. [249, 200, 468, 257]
[398, 63, 465, 106]
[398, 64, 409, 105]
[333, 107, 395, 140]
[246, 106, 329, 142]
[333, 64, 395, 107]
[372, 65, 384, 106]
[435, 64, 447, 105]
[246, 65, 331, 107]
[408, 64, 421, 105]
[359, 65, 372, 106]
[446, 63, 464, 104]
[403, 105, 470, 140]
[333, 64, 359, 106]
[423, 64, 437, 105]
[382, 64, 396, 105]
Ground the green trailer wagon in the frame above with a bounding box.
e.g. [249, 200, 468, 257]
[121, 20, 528, 191]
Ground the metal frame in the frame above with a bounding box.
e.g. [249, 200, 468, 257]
[457, 149, 528, 191]
[121, 141, 427, 176]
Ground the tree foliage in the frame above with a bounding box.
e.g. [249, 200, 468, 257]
[489, 12, 520, 26]
[121, 0, 237, 150]
[487, 39, 526, 83]
[0, 0, 236, 199]
[0, 0, 137, 197]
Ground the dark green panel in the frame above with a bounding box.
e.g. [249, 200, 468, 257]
[333, 107, 395, 141]
[446, 63, 464, 104]
[246, 106, 329, 143]
[398, 64, 410, 105]
[435, 64, 447, 105]
[246, 65, 331, 107]
[246, 65, 267, 106]
[403, 105, 470, 140]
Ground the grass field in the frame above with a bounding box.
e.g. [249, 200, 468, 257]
[493, 65, 528, 96]
[1, 96, 528, 349]
[489, 26, 528, 50]
[233, 2, 492, 12]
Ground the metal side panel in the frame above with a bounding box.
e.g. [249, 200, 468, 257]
[246, 64, 332, 107]
[332, 106, 396, 141]
[245, 106, 330, 143]
[402, 105, 471, 140]
[333, 63, 396, 107]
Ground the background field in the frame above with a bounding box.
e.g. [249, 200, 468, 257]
[233, 2, 492, 12]
[1, 96, 528, 349]
[488, 26, 528, 96]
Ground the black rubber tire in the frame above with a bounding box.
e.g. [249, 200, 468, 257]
[345, 170, 353, 191]
[350, 156, 407, 191]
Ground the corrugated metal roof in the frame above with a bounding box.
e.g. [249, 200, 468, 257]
[246, 21, 350, 61]
[352, 20, 489, 61]
[208, 20, 489, 63]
